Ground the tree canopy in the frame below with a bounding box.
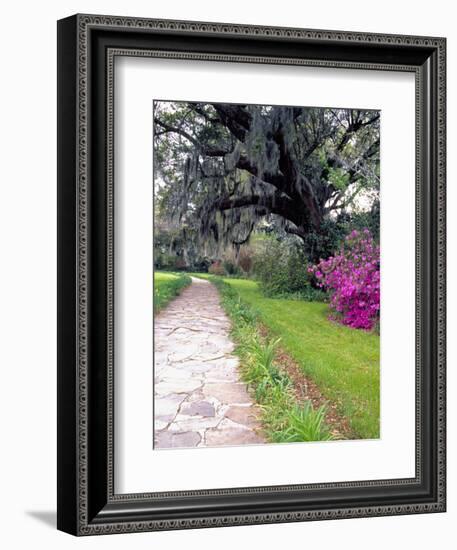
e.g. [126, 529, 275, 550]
[154, 101, 380, 260]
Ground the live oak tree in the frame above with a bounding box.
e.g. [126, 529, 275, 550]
[154, 101, 380, 260]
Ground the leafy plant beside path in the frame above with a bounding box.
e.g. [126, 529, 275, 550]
[154, 272, 192, 313]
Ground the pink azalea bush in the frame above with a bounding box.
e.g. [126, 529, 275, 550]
[309, 229, 380, 330]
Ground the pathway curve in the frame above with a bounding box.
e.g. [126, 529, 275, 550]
[154, 277, 264, 449]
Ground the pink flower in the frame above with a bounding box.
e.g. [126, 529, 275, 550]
[312, 229, 380, 330]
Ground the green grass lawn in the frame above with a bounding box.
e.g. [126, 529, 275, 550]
[219, 278, 380, 440]
[154, 271, 191, 313]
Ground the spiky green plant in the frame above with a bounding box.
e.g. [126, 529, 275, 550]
[272, 401, 333, 442]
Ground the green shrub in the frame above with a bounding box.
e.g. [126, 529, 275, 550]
[253, 238, 325, 300]
[154, 252, 178, 270]
[222, 258, 241, 276]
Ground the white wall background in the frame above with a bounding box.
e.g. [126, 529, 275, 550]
[0, 0, 454, 548]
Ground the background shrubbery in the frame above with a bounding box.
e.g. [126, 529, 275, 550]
[252, 237, 326, 302]
[208, 260, 225, 276]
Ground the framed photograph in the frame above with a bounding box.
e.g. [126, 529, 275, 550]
[57, 14, 446, 535]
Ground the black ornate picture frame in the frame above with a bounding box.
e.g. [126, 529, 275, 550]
[57, 14, 446, 535]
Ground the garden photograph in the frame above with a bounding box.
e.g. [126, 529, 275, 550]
[152, 100, 381, 450]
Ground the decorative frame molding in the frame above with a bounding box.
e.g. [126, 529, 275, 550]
[57, 14, 446, 536]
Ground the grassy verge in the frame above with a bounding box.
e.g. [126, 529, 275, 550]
[196, 274, 334, 443]
[217, 278, 380, 440]
[154, 271, 192, 313]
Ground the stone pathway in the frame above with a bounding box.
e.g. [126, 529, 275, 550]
[154, 277, 265, 449]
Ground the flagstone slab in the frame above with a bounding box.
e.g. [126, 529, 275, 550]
[154, 431, 201, 449]
[155, 366, 195, 381]
[204, 365, 240, 382]
[224, 405, 261, 428]
[154, 393, 187, 418]
[154, 419, 169, 431]
[180, 400, 216, 417]
[169, 416, 221, 432]
[203, 383, 252, 405]
[155, 379, 202, 396]
[205, 427, 264, 446]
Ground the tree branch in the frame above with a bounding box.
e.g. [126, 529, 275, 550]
[216, 193, 271, 211]
[231, 222, 255, 245]
[154, 117, 230, 157]
[335, 113, 380, 152]
[284, 225, 307, 239]
[211, 104, 252, 142]
[187, 104, 222, 124]
[214, 191, 308, 229]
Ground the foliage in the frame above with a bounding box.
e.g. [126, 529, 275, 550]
[271, 401, 332, 443]
[208, 260, 225, 276]
[154, 272, 191, 313]
[154, 218, 211, 272]
[261, 204, 380, 263]
[219, 278, 380, 440]
[204, 276, 334, 443]
[237, 246, 254, 273]
[252, 236, 326, 301]
[221, 245, 255, 276]
[154, 102, 380, 251]
[222, 258, 241, 276]
[310, 229, 380, 330]
[295, 217, 349, 263]
[345, 201, 380, 241]
[154, 251, 180, 271]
